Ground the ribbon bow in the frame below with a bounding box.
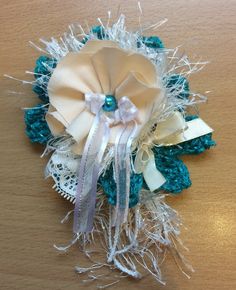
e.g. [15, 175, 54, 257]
[73, 93, 138, 233]
[134, 111, 187, 191]
[134, 111, 213, 192]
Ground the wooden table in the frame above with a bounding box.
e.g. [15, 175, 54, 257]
[1, 0, 236, 289]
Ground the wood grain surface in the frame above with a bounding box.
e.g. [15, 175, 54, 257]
[0, 0, 236, 289]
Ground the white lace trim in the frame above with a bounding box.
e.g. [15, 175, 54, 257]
[45, 145, 115, 202]
[45, 150, 80, 202]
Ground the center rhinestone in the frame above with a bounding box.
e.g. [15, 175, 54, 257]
[102, 95, 118, 112]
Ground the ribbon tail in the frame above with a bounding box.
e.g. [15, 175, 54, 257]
[73, 112, 109, 233]
[113, 121, 137, 226]
[143, 151, 166, 191]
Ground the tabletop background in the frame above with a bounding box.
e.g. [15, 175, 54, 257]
[0, 0, 236, 289]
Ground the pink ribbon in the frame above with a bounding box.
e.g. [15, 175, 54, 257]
[73, 93, 138, 233]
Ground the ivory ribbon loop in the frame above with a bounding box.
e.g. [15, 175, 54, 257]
[134, 146, 166, 191]
[115, 97, 138, 123]
[154, 111, 187, 144]
[85, 92, 106, 114]
[134, 145, 152, 174]
[162, 117, 213, 145]
[143, 151, 166, 192]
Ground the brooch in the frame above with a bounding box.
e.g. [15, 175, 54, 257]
[21, 13, 215, 286]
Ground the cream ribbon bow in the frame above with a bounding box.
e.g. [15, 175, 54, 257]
[134, 112, 213, 191]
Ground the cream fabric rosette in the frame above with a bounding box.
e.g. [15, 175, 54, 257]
[46, 40, 163, 153]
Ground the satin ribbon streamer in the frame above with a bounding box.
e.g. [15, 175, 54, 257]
[73, 93, 138, 233]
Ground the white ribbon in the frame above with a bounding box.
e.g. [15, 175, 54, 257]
[73, 93, 138, 233]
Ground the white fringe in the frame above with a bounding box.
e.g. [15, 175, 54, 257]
[54, 193, 193, 286]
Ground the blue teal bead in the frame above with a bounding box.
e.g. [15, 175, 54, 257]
[103, 95, 118, 112]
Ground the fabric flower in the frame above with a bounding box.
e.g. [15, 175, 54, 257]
[46, 40, 163, 153]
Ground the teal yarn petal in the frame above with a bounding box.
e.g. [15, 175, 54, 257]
[154, 133, 215, 158]
[166, 74, 190, 99]
[99, 164, 143, 208]
[179, 115, 216, 154]
[34, 56, 57, 78]
[91, 25, 106, 39]
[152, 147, 192, 194]
[32, 83, 48, 103]
[26, 56, 56, 143]
[81, 26, 107, 44]
[137, 36, 164, 49]
[24, 104, 52, 144]
[33, 56, 57, 103]
[154, 116, 215, 158]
